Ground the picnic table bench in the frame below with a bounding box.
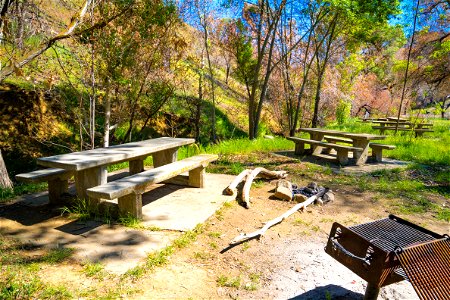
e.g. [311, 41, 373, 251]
[86, 154, 217, 219]
[15, 168, 74, 204]
[287, 137, 363, 165]
[371, 121, 433, 137]
[288, 128, 390, 165]
[323, 136, 396, 162]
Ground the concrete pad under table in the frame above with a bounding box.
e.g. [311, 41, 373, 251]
[0, 173, 235, 274]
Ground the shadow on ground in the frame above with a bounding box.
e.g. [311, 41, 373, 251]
[289, 284, 364, 300]
[0, 172, 234, 274]
[273, 150, 409, 174]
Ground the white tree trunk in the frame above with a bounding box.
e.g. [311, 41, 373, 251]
[0, 149, 13, 189]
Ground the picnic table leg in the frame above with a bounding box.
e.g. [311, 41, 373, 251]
[129, 158, 145, 174]
[189, 166, 205, 188]
[48, 178, 69, 204]
[353, 140, 369, 165]
[310, 133, 325, 155]
[372, 148, 383, 162]
[118, 192, 143, 219]
[335, 149, 349, 165]
[75, 166, 107, 200]
[152, 148, 178, 167]
[294, 142, 306, 155]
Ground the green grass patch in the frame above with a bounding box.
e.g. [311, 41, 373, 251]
[209, 241, 218, 249]
[42, 248, 74, 264]
[208, 232, 222, 238]
[82, 262, 104, 277]
[328, 118, 450, 166]
[146, 246, 174, 269]
[60, 198, 96, 221]
[0, 237, 74, 299]
[0, 182, 48, 203]
[118, 214, 146, 229]
[202, 137, 292, 156]
[217, 275, 241, 288]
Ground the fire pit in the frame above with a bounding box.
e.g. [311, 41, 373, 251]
[325, 214, 449, 300]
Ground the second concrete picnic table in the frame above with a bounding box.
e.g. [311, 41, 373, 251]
[298, 128, 386, 165]
[37, 137, 194, 199]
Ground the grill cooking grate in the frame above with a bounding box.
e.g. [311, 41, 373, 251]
[325, 215, 449, 300]
[396, 239, 450, 300]
[349, 217, 436, 252]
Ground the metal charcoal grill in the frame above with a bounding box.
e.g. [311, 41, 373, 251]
[325, 214, 449, 300]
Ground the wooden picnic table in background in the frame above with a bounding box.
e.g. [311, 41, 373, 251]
[371, 120, 434, 136]
[297, 128, 385, 165]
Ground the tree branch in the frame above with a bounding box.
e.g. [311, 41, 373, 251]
[0, 0, 133, 82]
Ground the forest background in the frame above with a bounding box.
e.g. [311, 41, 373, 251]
[0, 0, 449, 188]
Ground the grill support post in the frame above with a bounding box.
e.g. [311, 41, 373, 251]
[364, 283, 380, 300]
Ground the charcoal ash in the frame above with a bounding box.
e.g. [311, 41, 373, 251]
[292, 182, 333, 204]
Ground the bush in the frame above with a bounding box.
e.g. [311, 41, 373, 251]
[336, 100, 351, 125]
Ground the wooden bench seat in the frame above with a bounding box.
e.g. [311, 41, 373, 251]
[372, 126, 434, 137]
[15, 168, 74, 204]
[287, 137, 363, 165]
[372, 126, 412, 131]
[369, 143, 396, 162]
[414, 128, 434, 137]
[86, 154, 218, 219]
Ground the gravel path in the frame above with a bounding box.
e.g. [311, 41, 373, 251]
[265, 238, 418, 300]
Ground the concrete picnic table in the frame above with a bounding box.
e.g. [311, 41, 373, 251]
[298, 128, 386, 165]
[37, 137, 195, 199]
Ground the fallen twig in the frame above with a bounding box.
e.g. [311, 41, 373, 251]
[230, 188, 328, 245]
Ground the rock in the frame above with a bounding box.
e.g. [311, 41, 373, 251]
[264, 135, 274, 139]
[322, 191, 335, 203]
[274, 179, 293, 201]
[315, 198, 324, 206]
[293, 193, 308, 203]
[307, 182, 318, 190]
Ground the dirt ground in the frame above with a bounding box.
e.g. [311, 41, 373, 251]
[1, 154, 449, 299]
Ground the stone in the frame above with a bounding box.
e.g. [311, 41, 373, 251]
[264, 135, 274, 139]
[314, 198, 324, 206]
[307, 182, 318, 190]
[274, 179, 293, 201]
[293, 193, 308, 203]
[323, 191, 335, 203]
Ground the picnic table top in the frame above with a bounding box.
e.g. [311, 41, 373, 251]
[372, 120, 433, 126]
[298, 128, 385, 141]
[37, 137, 195, 171]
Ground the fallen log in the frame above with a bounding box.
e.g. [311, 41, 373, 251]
[224, 168, 288, 199]
[241, 168, 260, 208]
[230, 188, 328, 245]
[241, 168, 288, 208]
[223, 169, 250, 196]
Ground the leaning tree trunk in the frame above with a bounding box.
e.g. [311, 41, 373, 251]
[0, 150, 13, 189]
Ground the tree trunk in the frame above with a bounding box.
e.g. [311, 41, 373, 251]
[202, 19, 216, 144]
[312, 65, 324, 128]
[395, 0, 420, 134]
[103, 80, 111, 147]
[0, 0, 13, 46]
[195, 58, 204, 142]
[0, 150, 13, 189]
[311, 15, 337, 128]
